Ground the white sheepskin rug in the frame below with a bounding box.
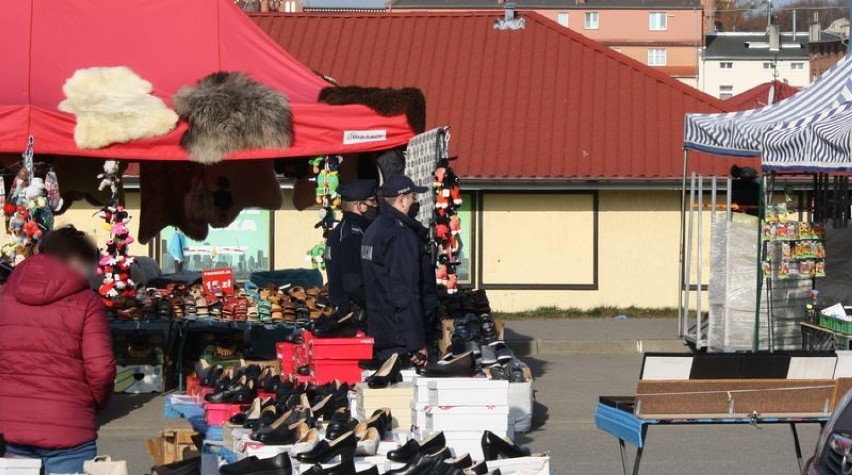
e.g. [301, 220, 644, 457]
[58, 67, 178, 149]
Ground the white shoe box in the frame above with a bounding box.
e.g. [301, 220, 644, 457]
[425, 405, 510, 433]
[0, 457, 41, 475]
[508, 380, 534, 434]
[410, 400, 428, 434]
[426, 379, 509, 406]
[115, 364, 163, 393]
[487, 456, 551, 475]
[414, 376, 476, 403]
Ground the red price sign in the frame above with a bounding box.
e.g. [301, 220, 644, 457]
[202, 268, 235, 295]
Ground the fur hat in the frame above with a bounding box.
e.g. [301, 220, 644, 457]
[173, 72, 292, 164]
[58, 67, 178, 149]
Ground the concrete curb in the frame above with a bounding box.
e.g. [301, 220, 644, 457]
[506, 339, 689, 356]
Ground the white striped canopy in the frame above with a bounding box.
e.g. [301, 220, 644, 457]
[684, 56, 852, 159]
[763, 101, 852, 171]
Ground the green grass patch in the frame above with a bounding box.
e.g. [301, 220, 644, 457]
[493, 306, 677, 319]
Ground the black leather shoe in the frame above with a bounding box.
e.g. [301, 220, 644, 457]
[202, 365, 224, 387]
[481, 431, 530, 461]
[205, 378, 256, 404]
[297, 364, 311, 376]
[312, 313, 357, 338]
[301, 459, 359, 475]
[360, 408, 391, 438]
[366, 353, 402, 389]
[435, 454, 472, 475]
[251, 419, 309, 445]
[219, 452, 292, 475]
[326, 409, 358, 441]
[296, 431, 357, 464]
[356, 467, 379, 475]
[417, 352, 475, 378]
[386, 447, 452, 475]
[311, 391, 349, 421]
[386, 431, 446, 463]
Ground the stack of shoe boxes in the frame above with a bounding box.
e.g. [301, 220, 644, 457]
[354, 382, 415, 430]
[411, 377, 510, 459]
[276, 332, 374, 385]
[306, 331, 374, 384]
[0, 457, 41, 475]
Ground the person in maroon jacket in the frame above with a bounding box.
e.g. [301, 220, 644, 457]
[0, 226, 115, 474]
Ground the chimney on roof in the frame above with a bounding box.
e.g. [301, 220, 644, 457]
[768, 24, 780, 51]
[809, 12, 821, 43]
[494, 1, 525, 30]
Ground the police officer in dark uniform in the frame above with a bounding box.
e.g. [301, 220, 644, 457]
[325, 180, 378, 321]
[361, 176, 438, 366]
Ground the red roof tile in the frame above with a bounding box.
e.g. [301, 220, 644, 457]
[251, 11, 739, 180]
[725, 80, 800, 111]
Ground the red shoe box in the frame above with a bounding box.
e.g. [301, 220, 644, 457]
[204, 402, 246, 426]
[310, 359, 363, 385]
[256, 390, 276, 401]
[275, 342, 298, 376]
[306, 332, 374, 361]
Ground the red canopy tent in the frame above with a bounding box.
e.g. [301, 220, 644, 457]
[0, 0, 415, 160]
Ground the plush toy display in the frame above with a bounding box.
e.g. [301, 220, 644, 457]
[307, 155, 342, 267]
[432, 154, 464, 294]
[94, 161, 137, 307]
[306, 242, 326, 271]
[1, 161, 56, 264]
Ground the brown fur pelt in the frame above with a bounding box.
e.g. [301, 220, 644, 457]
[319, 86, 426, 134]
[173, 72, 293, 164]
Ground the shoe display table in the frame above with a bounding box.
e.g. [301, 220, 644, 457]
[594, 399, 827, 475]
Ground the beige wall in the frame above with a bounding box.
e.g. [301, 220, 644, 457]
[699, 57, 811, 98]
[273, 190, 330, 275]
[483, 190, 698, 312]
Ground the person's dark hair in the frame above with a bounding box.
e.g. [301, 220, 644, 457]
[39, 226, 99, 264]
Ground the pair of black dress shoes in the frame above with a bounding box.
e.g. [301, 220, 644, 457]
[219, 452, 292, 475]
[205, 376, 257, 404]
[311, 312, 357, 338]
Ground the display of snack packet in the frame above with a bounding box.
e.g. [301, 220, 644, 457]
[813, 223, 825, 238]
[779, 260, 790, 278]
[816, 241, 826, 259]
[777, 203, 788, 223]
[782, 242, 791, 259]
[763, 223, 775, 241]
[766, 205, 778, 223]
[816, 260, 826, 277]
[799, 259, 811, 277]
[785, 222, 798, 241]
[765, 242, 776, 260]
[763, 260, 772, 279]
[799, 222, 812, 240]
[775, 224, 787, 240]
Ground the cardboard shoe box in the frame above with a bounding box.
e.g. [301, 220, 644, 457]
[426, 379, 509, 406]
[425, 405, 510, 433]
[147, 428, 198, 466]
[355, 383, 415, 409]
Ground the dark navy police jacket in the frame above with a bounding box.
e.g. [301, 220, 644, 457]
[361, 206, 438, 352]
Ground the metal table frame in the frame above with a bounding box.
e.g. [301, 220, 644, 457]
[595, 402, 827, 475]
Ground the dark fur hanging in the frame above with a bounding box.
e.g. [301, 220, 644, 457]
[319, 86, 426, 134]
[173, 72, 293, 164]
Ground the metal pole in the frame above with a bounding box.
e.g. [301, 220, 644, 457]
[678, 149, 689, 338]
[753, 174, 766, 352]
[697, 177, 704, 346]
[685, 172, 697, 344]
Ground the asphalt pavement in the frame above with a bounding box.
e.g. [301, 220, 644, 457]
[96, 318, 822, 474]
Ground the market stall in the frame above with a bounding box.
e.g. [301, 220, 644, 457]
[679, 55, 852, 352]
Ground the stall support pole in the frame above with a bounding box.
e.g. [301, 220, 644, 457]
[684, 173, 697, 343]
[696, 178, 704, 346]
[678, 149, 688, 338]
[753, 174, 766, 352]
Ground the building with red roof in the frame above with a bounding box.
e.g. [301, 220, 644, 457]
[725, 81, 800, 111]
[243, 10, 743, 311]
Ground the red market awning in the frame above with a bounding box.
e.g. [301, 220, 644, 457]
[0, 0, 414, 160]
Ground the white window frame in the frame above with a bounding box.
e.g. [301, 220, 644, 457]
[763, 62, 774, 70]
[557, 12, 569, 27]
[649, 12, 667, 31]
[719, 62, 733, 69]
[719, 85, 733, 100]
[584, 12, 599, 30]
[791, 62, 804, 70]
[647, 48, 667, 66]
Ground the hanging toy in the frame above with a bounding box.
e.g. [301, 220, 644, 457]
[306, 242, 326, 270]
[44, 169, 63, 211]
[97, 160, 121, 197]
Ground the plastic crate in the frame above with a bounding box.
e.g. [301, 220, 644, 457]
[204, 403, 246, 426]
[820, 315, 836, 331]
